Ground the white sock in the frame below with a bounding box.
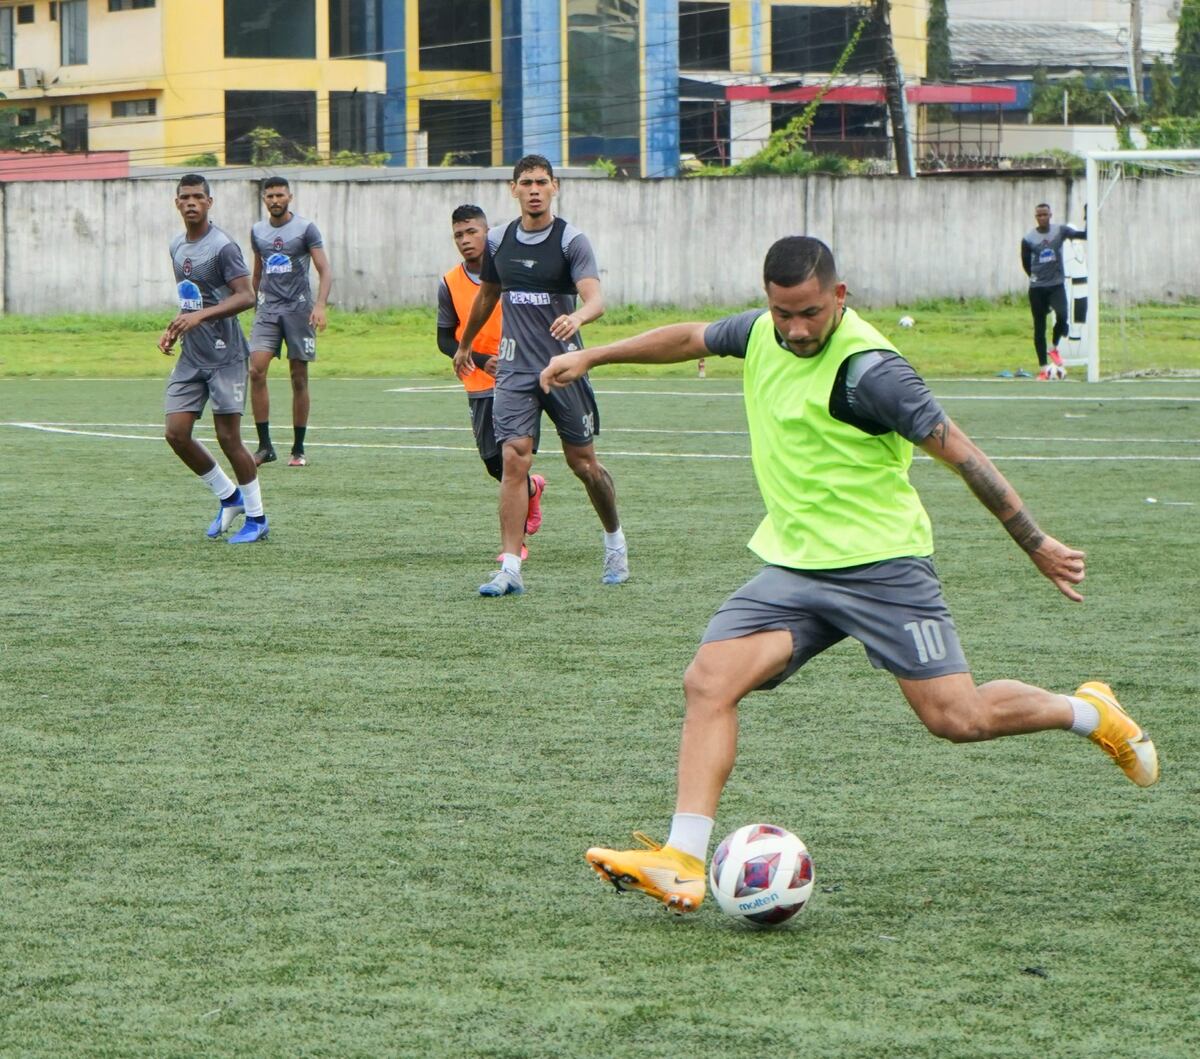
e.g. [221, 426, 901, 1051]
[666, 812, 714, 862]
[240, 477, 264, 518]
[603, 527, 626, 550]
[500, 552, 522, 575]
[1067, 696, 1100, 736]
[199, 462, 236, 501]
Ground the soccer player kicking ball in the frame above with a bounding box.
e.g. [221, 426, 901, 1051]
[541, 236, 1157, 915]
[159, 174, 268, 543]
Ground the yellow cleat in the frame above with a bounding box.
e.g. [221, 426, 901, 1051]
[1077, 681, 1159, 787]
[585, 832, 707, 914]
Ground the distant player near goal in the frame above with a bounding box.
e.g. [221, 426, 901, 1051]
[1021, 202, 1085, 380]
[542, 236, 1157, 916]
[158, 173, 268, 543]
[248, 176, 333, 467]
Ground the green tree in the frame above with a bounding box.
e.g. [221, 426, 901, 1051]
[0, 108, 61, 152]
[1030, 74, 1134, 124]
[247, 127, 319, 167]
[1146, 56, 1176, 119]
[1176, 0, 1200, 115]
[926, 0, 952, 81]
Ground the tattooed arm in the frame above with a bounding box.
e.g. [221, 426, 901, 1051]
[919, 417, 1087, 602]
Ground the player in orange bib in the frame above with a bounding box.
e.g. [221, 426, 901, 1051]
[438, 205, 543, 562]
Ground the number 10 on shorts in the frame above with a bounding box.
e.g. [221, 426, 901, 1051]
[903, 620, 947, 663]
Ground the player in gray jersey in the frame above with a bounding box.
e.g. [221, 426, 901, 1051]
[453, 155, 628, 597]
[248, 176, 333, 467]
[1021, 202, 1086, 380]
[158, 173, 268, 543]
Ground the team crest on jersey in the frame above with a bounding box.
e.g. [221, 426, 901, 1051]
[265, 252, 293, 274]
[177, 280, 202, 311]
[182, 258, 193, 277]
[273, 237, 285, 251]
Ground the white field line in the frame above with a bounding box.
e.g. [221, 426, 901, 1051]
[6, 421, 1200, 462]
[5, 422, 1200, 445]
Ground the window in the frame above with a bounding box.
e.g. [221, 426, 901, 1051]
[112, 98, 157, 117]
[418, 0, 489, 71]
[330, 0, 382, 59]
[225, 90, 316, 164]
[1, 7, 13, 71]
[679, 99, 730, 166]
[330, 90, 385, 153]
[224, 0, 314, 59]
[771, 5, 879, 74]
[771, 101, 889, 159]
[16, 107, 37, 125]
[57, 103, 89, 151]
[568, 0, 640, 169]
[17, 5, 34, 25]
[108, 0, 155, 10]
[60, 0, 87, 64]
[419, 99, 491, 165]
[679, 3, 729, 71]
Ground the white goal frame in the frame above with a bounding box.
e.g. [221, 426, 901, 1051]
[1084, 148, 1200, 382]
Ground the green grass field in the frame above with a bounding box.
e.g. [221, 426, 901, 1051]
[2, 360, 1198, 1057]
[2, 296, 1199, 380]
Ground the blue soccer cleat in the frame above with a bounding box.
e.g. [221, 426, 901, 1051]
[206, 489, 245, 539]
[228, 516, 269, 544]
[479, 568, 524, 596]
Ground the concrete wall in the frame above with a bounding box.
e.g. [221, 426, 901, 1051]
[1, 172, 1196, 315]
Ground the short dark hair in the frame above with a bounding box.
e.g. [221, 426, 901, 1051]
[262, 176, 290, 192]
[513, 154, 554, 181]
[451, 204, 487, 225]
[176, 173, 211, 196]
[763, 236, 838, 290]
[1036, 202, 1051, 210]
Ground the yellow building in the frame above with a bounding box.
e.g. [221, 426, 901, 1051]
[0, 0, 387, 167]
[1, 0, 928, 175]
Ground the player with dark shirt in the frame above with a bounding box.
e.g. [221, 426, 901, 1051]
[1021, 203, 1086, 380]
[453, 155, 626, 597]
[437, 204, 540, 560]
[158, 174, 268, 543]
[542, 236, 1157, 916]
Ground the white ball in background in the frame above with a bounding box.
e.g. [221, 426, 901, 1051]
[898, 315, 915, 328]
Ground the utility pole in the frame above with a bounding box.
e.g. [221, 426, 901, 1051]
[872, 0, 915, 177]
[1130, 0, 1144, 107]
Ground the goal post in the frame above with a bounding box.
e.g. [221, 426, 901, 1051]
[1084, 148, 1200, 381]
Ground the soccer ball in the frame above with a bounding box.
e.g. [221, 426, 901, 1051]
[898, 315, 915, 328]
[709, 823, 815, 927]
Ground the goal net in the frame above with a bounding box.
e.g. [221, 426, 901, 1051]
[1081, 149, 1200, 381]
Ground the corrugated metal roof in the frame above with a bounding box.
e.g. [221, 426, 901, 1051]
[950, 20, 1176, 71]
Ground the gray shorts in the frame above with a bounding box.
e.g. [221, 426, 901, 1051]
[164, 358, 248, 416]
[250, 311, 316, 360]
[469, 394, 540, 462]
[492, 372, 599, 447]
[701, 558, 969, 688]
